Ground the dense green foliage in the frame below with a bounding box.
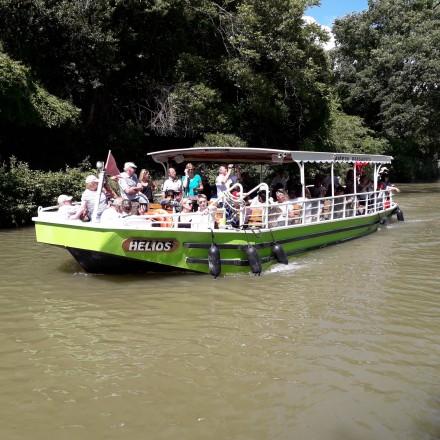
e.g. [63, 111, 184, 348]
[0, 52, 80, 127]
[0, 0, 332, 168]
[0, 0, 439, 187]
[332, 0, 440, 179]
[0, 157, 92, 227]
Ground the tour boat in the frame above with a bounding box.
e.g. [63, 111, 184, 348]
[33, 147, 403, 277]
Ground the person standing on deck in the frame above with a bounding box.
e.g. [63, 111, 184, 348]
[69, 175, 108, 222]
[161, 167, 183, 198]
[118, 162, 143, 214]
[138, 169, 158, 204]
[182, 163, 203, 210]
[215, 164, 241, 206]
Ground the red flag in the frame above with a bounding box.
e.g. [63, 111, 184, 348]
[105, 150, 120, 177]
[356, 161, 368, 172]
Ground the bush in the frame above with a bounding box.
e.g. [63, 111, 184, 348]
[0, 156, 93, 227]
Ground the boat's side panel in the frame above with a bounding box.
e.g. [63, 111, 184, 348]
[35, 210, 389, 275]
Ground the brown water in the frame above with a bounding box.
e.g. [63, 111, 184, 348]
[1, 183, 439, 440]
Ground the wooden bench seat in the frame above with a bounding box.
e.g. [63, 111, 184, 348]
[247, 208, 263, 227]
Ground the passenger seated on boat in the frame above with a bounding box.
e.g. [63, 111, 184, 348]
[57, 194, 80, 220]
[275, 189, 296, 226]
[69, 175, 108, 222]
[193, 194, 216, 229]
[320, 185, 335, 220]
[249, 190, 281, 228]
[121, 200, 133, 218]
[333, 186, 346, 219]
[177, 198, 195, 228]
[100, 197, 123, 223]
[287, 189, 303, 223]
[271, 182, 284, 201]
[160, 190, 182, 213]
[310, 175, 326, 220]
[310, 175, 327, 199]
[356, 175, 374, 214]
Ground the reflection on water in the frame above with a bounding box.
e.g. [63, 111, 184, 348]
[0, 183, 440, 440]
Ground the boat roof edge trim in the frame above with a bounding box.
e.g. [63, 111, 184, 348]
[147, 147, 393, 165]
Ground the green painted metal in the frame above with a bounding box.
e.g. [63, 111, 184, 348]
[34, 209, 392, 275]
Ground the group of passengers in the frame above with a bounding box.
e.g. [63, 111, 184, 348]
[57, 160, 399, 227]
[57, 162, 158, 222]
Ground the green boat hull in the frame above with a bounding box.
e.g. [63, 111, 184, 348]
[34, 209, 394, 275]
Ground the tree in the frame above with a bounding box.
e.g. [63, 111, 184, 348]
[0, 52, 80, 127]
[332, 0, 440, 178]
[0, 0, 333, 167]
[326, 99, 390, 154]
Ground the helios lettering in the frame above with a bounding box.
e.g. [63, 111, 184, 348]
[122, 238, 178, 252]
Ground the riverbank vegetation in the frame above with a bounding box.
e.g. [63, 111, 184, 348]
[0, 0, 439, 224]
[0, 157, 93, 227]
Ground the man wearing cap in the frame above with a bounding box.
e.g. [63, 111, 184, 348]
[70, 175, 108, 222]
[118, 162, 143, 214]
[57, 194, 78, 220]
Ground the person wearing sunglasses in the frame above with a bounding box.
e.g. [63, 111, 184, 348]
[177, 198, 196, 228]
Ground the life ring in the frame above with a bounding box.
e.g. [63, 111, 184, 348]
[149, 209, 173, 228]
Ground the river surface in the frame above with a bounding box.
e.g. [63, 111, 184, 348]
[1, 183, 439, 440]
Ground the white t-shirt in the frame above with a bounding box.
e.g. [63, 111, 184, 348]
[81, 189, 107, 221]
[215, 175, 237, 200]
[193, 210, 216, 229]
[162, 177, 183, 194]
[100, 207, 122, 223]
[58, 204, 78, 220]
[276, 202, 293, 223]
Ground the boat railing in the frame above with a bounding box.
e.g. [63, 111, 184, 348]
[36, 187, 395, 229]
[121, 208, 225, 230]
[215, 186, 395, 229]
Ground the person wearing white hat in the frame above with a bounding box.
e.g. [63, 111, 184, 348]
[70, 175, 108, 221]
[57, 194, 78, 220]
[118, 161, 143, 214]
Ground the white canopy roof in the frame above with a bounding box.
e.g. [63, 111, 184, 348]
[291, 151, 393, 164]
[148, 147, 393, 166]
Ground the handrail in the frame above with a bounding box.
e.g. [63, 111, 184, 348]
[217, 187, 395, 229]
[37, 188, 395, 229]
